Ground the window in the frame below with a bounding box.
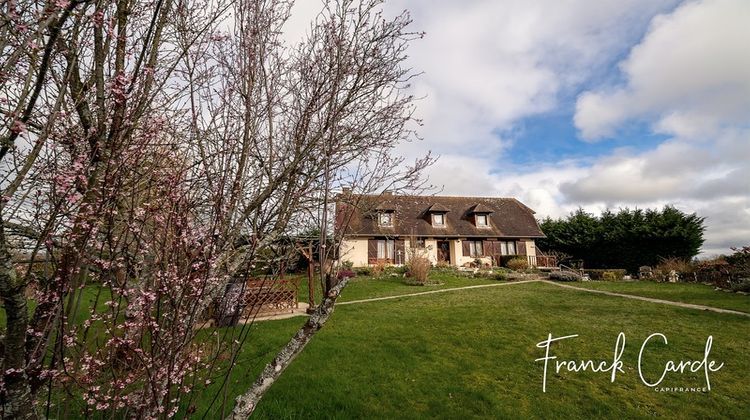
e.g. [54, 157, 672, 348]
[476, 214, 488, 227]
[414, 237, 426, 248]
[499, 241, 516, 255]
[469, 240, 483, 257]
[432, 213, 445, 227]
[379, 212, 393, 226]
[377, 239, 395, 259]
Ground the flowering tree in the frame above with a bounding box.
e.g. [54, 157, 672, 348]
[0, 0, 428, 417]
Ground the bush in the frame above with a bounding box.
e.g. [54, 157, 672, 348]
[353, 266, 372, 276]
[584, 269, 627, 281]
[726, 246, 750, 279]
[385, 265, 408, 275]
[341, 260, 354, 269]
[337, 269, 356, 280]
[506, 257, 529, 271]
[371, 261, 387, 277]
[471, 269, 507, 281]
[549, 271, 581, 282]
[602, 272, 617, 281]
[405, 255, 431, 285]
[730, 279, 750, 293]
[653, 257, 694, 282]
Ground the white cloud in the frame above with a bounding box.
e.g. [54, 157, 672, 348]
[575, 0, 750, 141]
[564, 0, 750, 254]
[385, 0, 679, 157]
[287, 1, 749, 256]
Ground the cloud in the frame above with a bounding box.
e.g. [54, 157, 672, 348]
[287, 1, 749, 256]
[562, 0, 750, 254]
[386, 0, 679, 157]
[575, 0, 750, 141]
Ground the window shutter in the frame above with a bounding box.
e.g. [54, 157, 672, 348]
[462, 241, 470, 257]
[516, 241, 527, 256]
[482, 240, 493, 257]
[492, 241, 502, 265]
[395, 239, 405, 264]
[368, 239, 377, 264]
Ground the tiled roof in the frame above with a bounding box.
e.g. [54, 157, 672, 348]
[336, 194, 546, 238]
[426, 203, 450, 213]
[468, 203, 494, 213]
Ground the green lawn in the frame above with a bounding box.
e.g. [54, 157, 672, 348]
[572, 280, 750, 313]
[248, 279, 749, 418]
[339, 270, 499, 302]
[7, 274, 750, 418]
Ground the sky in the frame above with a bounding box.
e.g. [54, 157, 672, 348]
[289, 0, 750, 256]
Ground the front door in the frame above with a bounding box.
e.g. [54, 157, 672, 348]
[437, 240, 451, 264]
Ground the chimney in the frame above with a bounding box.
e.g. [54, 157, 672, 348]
[342, 187, 351, 194]
[382, 190, 393, 196]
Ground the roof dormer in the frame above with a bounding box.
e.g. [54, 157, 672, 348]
[468, 203, 493, 228]
[378, 210, 394, 227]
[426, 203, 449, 227]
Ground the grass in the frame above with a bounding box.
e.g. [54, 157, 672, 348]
[572, 280, 750, 313]
[0, 284, 111, 332]
[181, 317, 306, 418]
[249, 279, 749, 418]
[7, 273, 750, 417]
[339, 270, 499, 302]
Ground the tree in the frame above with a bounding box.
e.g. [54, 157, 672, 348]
[538, 207, 705, 273]
[0, 0, 430, 417]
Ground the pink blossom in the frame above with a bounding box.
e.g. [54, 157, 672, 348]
[10, 120, 26, 134]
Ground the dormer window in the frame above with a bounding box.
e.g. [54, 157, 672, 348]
[426, 203, 449, 227]
[379, 212, 393, 227]
[468, 203, 493, 228]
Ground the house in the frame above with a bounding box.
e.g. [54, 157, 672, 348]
[336, 192, 554, 268]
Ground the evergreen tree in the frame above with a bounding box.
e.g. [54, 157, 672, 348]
[538, 206, 705, 273]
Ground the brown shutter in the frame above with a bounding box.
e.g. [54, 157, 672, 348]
[462, 240, 470, 257]
[482, 240, 492, 257]
[395, 239, 405, 264]
[486, 240, 500, 266]
[516, 241, 527, 256]
[368, 239, 377, 264]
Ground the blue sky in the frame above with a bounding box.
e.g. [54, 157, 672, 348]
[289, 0, 750, 255]
[504, 113, 670, 167]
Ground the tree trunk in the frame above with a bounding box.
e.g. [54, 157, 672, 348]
[228, 277, 350, 419]
[0, 215, 37, 419]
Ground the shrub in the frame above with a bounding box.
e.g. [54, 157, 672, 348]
[639, 266, 653, 279]
[385, 265, 408, 275]
[654, 257, 694, 282]
[353, 266, 372, 276]
[405, 255, 431, 285]
[337, 269, 356, 280]
[493, 272, 507, 281]
[726, 246, 750, 280]
[371, 261, 387, 277]
[341, 260, 354, 269]
[730, 279, 750, 293]
[584, 269, 627, 281]
[435, 260, 452, 269]
[506, 257, 529, 271]
[549, 271, 581, 282]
